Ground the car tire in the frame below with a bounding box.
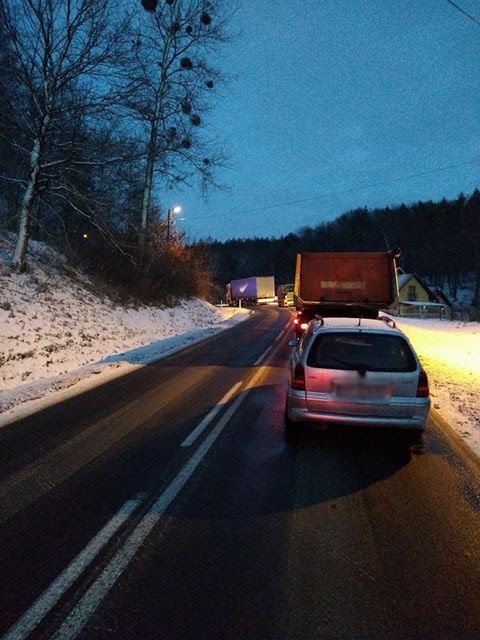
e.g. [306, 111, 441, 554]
[284, 397, 294, 425]
[284, 402, 300, 442]
[410, 429, 425, 443]
[398, 429, 424, 446]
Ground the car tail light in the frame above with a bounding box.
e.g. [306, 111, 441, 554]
[416, 369, 429, 397]
[293, 318, 299, 325]
[292, 363, 306, 390]
[300, 322, 308, 330]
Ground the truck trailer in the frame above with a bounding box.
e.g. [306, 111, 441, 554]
[226, 276, 276, 306]
[293, 250, 399, 335]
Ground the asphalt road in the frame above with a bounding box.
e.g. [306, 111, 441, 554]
[0, 306, 479, 639]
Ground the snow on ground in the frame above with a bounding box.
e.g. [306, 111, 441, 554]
[0, 236, 247, 426]
[388, 315, 480, 458]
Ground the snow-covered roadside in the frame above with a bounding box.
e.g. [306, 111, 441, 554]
[0, 237, 249, 426]
[0, 306, 248, 427]
[390, 316, 480, 459]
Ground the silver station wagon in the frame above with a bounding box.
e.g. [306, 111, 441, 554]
[286, 317, 430, 433]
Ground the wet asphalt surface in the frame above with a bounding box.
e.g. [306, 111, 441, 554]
[0, 306, 479, 639]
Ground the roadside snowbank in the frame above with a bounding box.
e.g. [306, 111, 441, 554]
[391, 316, 480, 458]
[0, 237, 247, 425]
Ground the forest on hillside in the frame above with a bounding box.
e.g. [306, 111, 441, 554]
[0, 0, 230, 303]
[203, 190, 480, 309]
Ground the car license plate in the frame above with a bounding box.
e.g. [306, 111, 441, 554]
[335, 383, 390, 399]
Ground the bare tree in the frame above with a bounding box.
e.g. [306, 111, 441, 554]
[0, 0, 131, 272]
[129, 0, 231, 254]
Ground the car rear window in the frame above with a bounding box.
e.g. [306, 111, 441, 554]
[306, 332, 417, 372]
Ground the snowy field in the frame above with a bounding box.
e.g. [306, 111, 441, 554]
[1, 236, 479, 462]
[0, 237, 247, 426]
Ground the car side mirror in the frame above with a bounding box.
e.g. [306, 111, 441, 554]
[288, 339, 299, 347]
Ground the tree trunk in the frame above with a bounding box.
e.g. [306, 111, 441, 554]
[139, 110, 159, 255]
[12, 112, 50, 272]
[12, 138, 41, 272]
[138, 32, 174, 257]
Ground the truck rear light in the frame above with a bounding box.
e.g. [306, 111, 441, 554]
[416, 369, 429, 398]
[292, 364, 306, 390]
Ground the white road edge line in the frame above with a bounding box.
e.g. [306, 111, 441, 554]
[1, 492, 147, 640]
[52, 365, 269, 640]
[253, 345, 272, 366]
[274, 325, 288, 343]
[180, 381, 244, 447]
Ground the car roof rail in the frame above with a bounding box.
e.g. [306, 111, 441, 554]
[378, 316, 396, 328]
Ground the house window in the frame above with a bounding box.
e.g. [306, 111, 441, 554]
[408, 285, 417, 301]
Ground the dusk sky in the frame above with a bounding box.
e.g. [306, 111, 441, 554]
[174, 0, 480, 242]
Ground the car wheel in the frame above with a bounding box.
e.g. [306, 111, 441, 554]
[284, 397, 295, 425]
[398, 429, 424, 446]
[411, 429, 425, 443]
[284, 401, 300, 442]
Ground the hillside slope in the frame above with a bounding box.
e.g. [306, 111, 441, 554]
[0, 236, 244, 419]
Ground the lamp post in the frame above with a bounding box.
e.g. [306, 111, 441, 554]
[167, 205, 182, 248]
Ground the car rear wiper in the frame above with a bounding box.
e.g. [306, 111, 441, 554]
[323, 355, 369, 376]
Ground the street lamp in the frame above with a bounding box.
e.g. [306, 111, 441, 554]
[167, 205, 182, 248]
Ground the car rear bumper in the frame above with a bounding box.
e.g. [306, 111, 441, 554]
[287, 392, 429, 430]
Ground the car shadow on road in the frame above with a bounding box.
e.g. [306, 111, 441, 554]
[167, 382, 420, 520]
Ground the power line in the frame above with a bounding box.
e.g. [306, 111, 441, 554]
[445, 0, 480, 27]
[187, 157, 480, 223]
